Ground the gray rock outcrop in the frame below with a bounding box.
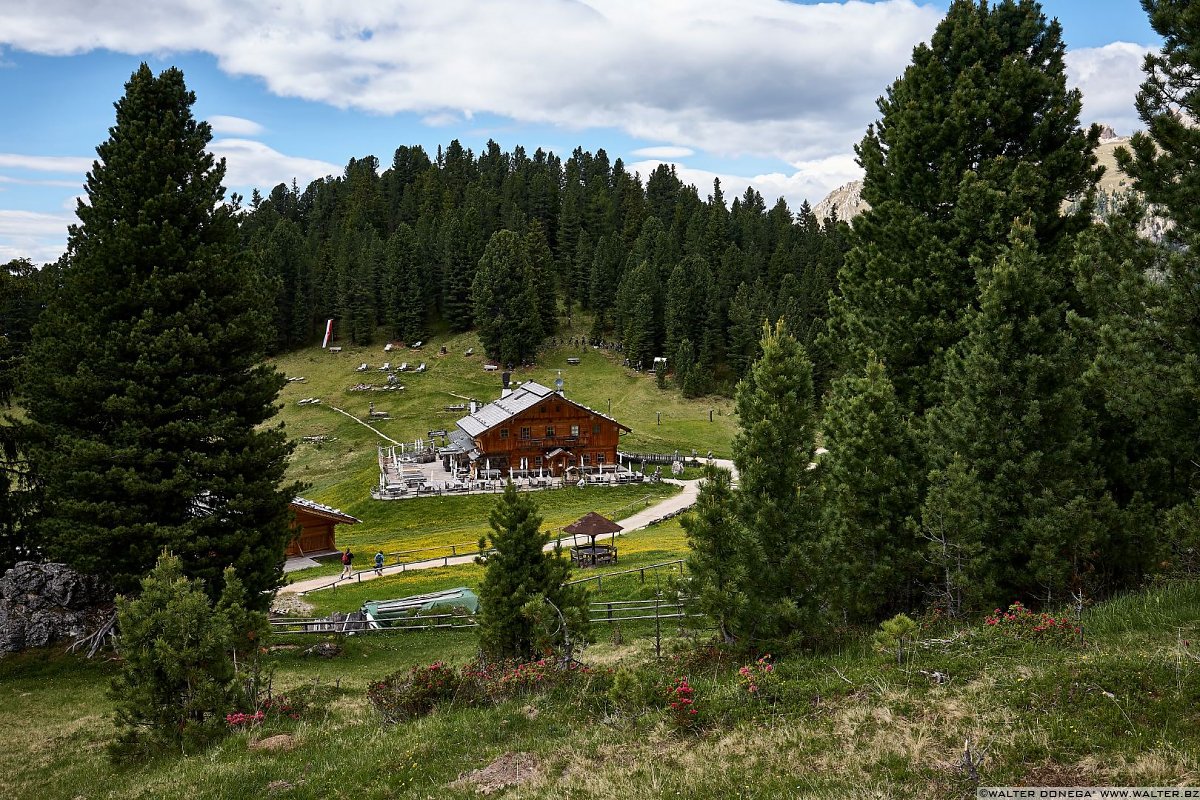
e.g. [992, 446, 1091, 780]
[0, 562, 113, 655]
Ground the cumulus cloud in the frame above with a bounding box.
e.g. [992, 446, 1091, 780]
[208, 139, 340, 190]
[1066, 42, 1153, 136]
[208, 114, 265, 136]
[631, 146, 694, 159]
[0, 0, 944, 162]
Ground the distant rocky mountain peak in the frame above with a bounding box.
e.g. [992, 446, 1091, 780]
[813, 179, 867, 222]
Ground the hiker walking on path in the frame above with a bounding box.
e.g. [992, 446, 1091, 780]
[340, 547, 354, 579]
[374, 550, 385, 576]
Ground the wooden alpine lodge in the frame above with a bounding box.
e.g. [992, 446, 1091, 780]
[442, 381, 630, 479]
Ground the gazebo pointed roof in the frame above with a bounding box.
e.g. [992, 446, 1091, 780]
[563, 511, 623, 538]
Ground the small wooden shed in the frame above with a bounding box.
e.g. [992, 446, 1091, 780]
[287, 497, 360, 557]
[564, 511, 622, 567]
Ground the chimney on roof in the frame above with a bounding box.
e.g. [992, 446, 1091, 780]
[501, 370, 512, 398]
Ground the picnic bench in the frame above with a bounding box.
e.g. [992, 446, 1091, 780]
[483, 364, 499, 371]
[329, 346, 342, 353]
[464, 347, 474, 356]
[567, 357, 581, 365]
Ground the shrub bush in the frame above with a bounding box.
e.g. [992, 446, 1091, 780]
[367, 661, 461, 723]
[666, 676, 700, 732]
[984, 601, 1080, 646]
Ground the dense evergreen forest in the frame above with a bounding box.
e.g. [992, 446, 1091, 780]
[235, 142, 849, 394]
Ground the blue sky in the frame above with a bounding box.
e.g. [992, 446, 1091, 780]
[0, 1, 1160, 264]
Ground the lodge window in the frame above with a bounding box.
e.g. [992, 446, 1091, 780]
[592, 424, 601, 434]
[535, 456, 543, 467]
[570, 424, 579, 437]
[597, 453, 606, 464]
[546, 426, 555, 438]
[582, 454, 591, 466]
[520, 427, 530, 439]
[500, 428, 509, 440]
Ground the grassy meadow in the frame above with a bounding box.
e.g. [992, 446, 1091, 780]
[3, 578, 1199, 799]
[274, 328, 737, 499]
[6, 331, 1199, 798]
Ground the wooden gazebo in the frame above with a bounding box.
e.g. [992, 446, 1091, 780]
[563, 511, 622, 567]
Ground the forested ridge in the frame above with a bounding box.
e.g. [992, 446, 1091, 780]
[236, 142, 850, 394]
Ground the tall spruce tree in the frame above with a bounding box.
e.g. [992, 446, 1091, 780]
[472, 229, 543, 365]
[826, 0, 1099, 412]
[820, 355, 922, 619]
[475, 482, 587, 659]
[728, 320, 823, 645]
[1116, 0, 1200, 549]
[22, 65, 295, 607]
[0, 258, 45, 570]
[923, 223, 1118, 602]
[682, 465, 745, 644]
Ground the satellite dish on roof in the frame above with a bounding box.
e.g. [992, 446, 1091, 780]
[555, 370, 564, 392]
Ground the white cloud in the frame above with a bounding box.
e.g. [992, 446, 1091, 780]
[631, 146, 694, 159]
[0, 152, 92, 172]
[1066, 42, 1152, 136]
[0, 174, 80, 188]
[0, 0, 944, 162]
[0, 209, 73, 264]
[208, 114, 265, 136]
[208, 138, 339, 189]
[628, 152, 862, 212]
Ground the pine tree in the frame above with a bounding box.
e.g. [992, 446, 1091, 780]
[614, 259, 661, 371]
[22, 65, 295, 606]
[383, 223, 425, 342]
[108, 552, 236, 760]
[682, 465, 745, 644]
[0, 258, 44, 571]
[525, 221, 558, 334]
[826, 0, 1099, 412]
[472, 230, 543, 365]
[820, 356, 922, 618]
[475, 483, 587, 659]
[1115, 0, 1200, 550]
[923, 223, 1116, 602]
[728, 320, 822, 644]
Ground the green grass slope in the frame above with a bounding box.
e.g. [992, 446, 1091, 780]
[3, 579, 1199, 799]
[270, 328, 733, 569]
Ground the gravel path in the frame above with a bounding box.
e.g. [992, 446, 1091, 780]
[278, 460, 735, 596]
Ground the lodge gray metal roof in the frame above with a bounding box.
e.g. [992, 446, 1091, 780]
[458, 381, 555, 437]
[455, 381, 630, 438]
[442, 427, 480, 460]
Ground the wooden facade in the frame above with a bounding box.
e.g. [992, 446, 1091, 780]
[286, 498, 360, 557]
[455, 382, 630, 478]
